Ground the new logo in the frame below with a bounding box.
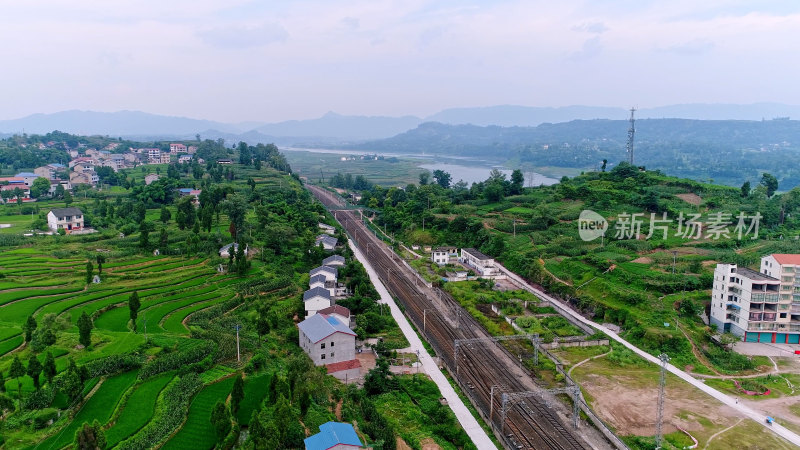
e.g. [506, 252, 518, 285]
[578, 210, 608, 242]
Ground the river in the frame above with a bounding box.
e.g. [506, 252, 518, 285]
[282, 147, 559, 187]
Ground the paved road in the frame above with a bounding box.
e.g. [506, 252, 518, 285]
[348, 240, 498, 450]
[498, 264, 800, 447]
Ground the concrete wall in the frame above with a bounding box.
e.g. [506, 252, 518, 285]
[303, 332, 356, 366]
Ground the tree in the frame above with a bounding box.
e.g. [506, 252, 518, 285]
[85, 261, 93, 285]
[54, 183, 66, 199]
[9, 356, 25, 400]
[139, 220, 151, 249]
[432, 170, 451, 189]
[741, 180, 751, 197]
[128, 291, 141, 332]
[160, 205, 171, 223]
[418, 172, 430, 186]
[77, 312, 93, 348]
[64, 190, 73, 206]
[484, 182, 504, 203]
[30, 177, 51, 199]
[0, 371, 5, 393]
[210, 400, 231, 442]
[43, 352, 57, 385]
[95, 254, 106, 275]
[175, 196, 196, 230]
[601, 159, 608, 172]
[74, 420, 106, 450]
[221, 194, 247, 242]
[231, 374, 244, 414]
[27, 355, 42, 390]
[761, 172, 778, 198]
[23, 315, 37, 343]
[159, 227, 168, 248]
[364, 358, 397, 395]
[510, 169, 524, 194]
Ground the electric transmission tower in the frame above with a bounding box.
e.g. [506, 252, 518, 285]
[626, 107, 636, 165]
[655, 353, 670, 449]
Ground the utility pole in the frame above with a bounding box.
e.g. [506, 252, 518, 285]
[672, 251, 677, 275]
[143, 316, 147, 343]
[656, 353, 670, 449]
[626, 107, 636, 165]
[234, 324, 242, 362]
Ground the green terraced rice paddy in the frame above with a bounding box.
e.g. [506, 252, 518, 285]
[104, 372, 174, 447]
[162, 376, 236, 450]
[34, 370, 139, 450]
[235, 373, 270, 425]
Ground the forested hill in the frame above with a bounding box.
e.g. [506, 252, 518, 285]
[348, 119, 800, 189]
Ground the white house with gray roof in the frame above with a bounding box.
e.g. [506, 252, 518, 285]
[316, 234, 338, 251]
[298, 313, 357, 366]
[304, 287, 332, 318]
[322, 255, 346, 267]
[459, 247, 498, 276]
[47, 207, 84, 233]
[310, 265, 338, 282]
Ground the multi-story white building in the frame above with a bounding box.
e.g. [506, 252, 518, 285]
[47, 207, 84, 233]
[459, 248, 498, 276]
[710, 255, 800, 344]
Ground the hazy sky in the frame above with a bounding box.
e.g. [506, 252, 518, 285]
[2, 1, 800, 123]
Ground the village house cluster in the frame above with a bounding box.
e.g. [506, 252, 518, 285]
[0, 143, 203, 202]
[297, 228, 362, 382]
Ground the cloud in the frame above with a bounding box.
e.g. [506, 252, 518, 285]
[569, 36, 603, 61]
[572, 21, 608, 34]
[658, 38, 715, 55]
[197, 22, 288, 48]
[340, 16, 360, 30]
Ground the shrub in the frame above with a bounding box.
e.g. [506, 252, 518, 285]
[85, 354, 144, 378]
[31, 408, 59, 429]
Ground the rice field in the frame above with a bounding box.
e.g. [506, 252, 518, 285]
[161, 376, 237, 450]
[0, 250, 248, 448]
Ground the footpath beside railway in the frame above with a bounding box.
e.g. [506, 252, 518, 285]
[497, 263, 800, 447]
[348, 239, 498, 450]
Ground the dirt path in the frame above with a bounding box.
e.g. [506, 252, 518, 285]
[335, 399, 343, 421]
[677, 323, 721, 376]
[703, 418, 744, 449]
[567, 349, 612, 378]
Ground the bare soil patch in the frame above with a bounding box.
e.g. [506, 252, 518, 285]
[676, 192, 703, 205]
[631, 256, 652, 264]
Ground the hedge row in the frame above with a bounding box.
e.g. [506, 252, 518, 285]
[138, 340, 217, 379]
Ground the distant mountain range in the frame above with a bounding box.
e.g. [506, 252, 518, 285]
[2, 103, 800, 143]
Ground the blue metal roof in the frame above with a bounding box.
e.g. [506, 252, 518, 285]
[297, 313, 355, 343]
[304, 422, 363, 450]
[15, 172, 38, 177]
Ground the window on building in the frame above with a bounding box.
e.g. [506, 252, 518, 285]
[780, 313, 787, 319]
[330, 341, 335, 347]
[330, 352, 335, 358]
[321, 354, 326, 360]
[320, 343, 326, 349]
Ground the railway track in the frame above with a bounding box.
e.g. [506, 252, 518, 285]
[308, 184, 600, 450]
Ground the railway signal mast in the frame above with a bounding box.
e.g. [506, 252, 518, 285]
[626, 107, 636, 165]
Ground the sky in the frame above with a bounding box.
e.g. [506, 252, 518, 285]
[2, 0, 800, 123]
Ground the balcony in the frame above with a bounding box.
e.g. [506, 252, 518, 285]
[752, 293, 779, 303]
[748, 323, 778, 331]
[793, 305, 800, 314]
[749, 313, 763, 321]
[763, 313, 777, 322]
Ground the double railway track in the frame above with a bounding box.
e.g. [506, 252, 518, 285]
[308, 185, 600, 450]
